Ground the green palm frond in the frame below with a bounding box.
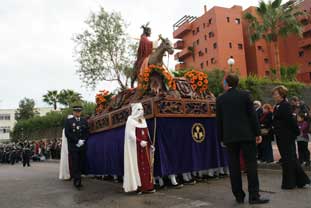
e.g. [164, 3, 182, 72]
[272, 0, 282, 9]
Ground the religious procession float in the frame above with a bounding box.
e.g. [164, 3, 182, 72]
[86, 25, 227, 179]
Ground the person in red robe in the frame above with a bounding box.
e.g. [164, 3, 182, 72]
[131, 24, 153, 88]
[123, 103, 155, 194]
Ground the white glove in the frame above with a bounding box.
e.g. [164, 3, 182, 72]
[140, 141, 147, 148]
[76, 140, 84, 148]
[151, 145, 155, 152]
[220, 142, 226, 148]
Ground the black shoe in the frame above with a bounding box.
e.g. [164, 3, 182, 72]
[184, 180, 197, 185]
[236, 198, 244, 204]
[171, 183, 184, 189]
[249, 197, 270, 204]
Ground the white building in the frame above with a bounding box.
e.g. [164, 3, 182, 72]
[0, 107, 54, 141]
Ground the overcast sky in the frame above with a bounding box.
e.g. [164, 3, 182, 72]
[0, 0, 289, 109]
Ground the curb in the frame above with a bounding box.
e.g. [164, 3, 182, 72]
[258, 163, 311, 172]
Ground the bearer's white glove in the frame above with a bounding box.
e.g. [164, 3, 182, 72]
[140, 141, 147, 148]
[151, 145, 155, 152]
[76, 140, 84, 148]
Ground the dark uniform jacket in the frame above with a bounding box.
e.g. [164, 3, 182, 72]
[273, 99, 300, 139]
[64, 117, 89, 152]
[216, 88, 260, 144]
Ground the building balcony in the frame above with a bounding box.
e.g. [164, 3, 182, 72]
[173, 22, 192, 39]
[174, 40, 184, 49]
[299, 36, 311, 49]
[174, 48, 192, 61]
[175, 63, 186, 70]
[303, 24, 311, 33]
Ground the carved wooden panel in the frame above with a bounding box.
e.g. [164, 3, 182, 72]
[157, 100, 184, 114]
[175, 78, 195, 98]
[185, 102, 209, 114]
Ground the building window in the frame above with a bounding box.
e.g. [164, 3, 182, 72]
[238, 43, 243, 49]
[198, 51, 204, 57]
[235, 18, 241, 24]
[204, 35, 207, 40]
[229, 42, 233, 48]
[264, 58, 269, 64]
[299, 51, 304, 57]
[208, 18, 212, 24]
[309, 72, 311, 80]
[213, 42, 217, 49]
[211, 58, 216, 64]
[203, 23, 206, 28]
[206, 60, 209, 66]
[257, 46, 263, 51]
[196, 27, 200, 33]
[197, 39, 200, 45]
[308, 61, 311, 66]
[226, 17, 230, 22]
[0, 114, 11, 120]
[192, 30, 196, 35]
[200, 62, 204, 69]
[0, 126, 10, 134]
[205, 48, 208, 53]
[209, 32, 214, 38]
[265, 71, 270, 76]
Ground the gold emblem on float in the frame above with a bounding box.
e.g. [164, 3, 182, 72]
[192, 123, 205, 143]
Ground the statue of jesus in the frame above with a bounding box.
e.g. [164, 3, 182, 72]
[131, 23, 153, 88]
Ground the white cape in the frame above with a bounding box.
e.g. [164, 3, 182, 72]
[123, 104, 147, 192]
[59, 129, 70, 180]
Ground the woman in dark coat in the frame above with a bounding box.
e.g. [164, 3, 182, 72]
[258, 104, 274, 163]
[272, 85, 310, 189]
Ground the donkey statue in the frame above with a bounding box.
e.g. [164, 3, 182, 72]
[145, 35, 174, 95]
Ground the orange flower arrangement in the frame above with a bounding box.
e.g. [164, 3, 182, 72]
[139, 65, 176, 93]
[95, 89, 113, 114]
[184, 70, 209, 94]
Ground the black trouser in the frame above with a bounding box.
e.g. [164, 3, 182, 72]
[22, 151, 30, 167]
[70, 149, 86, 186]
[258, 135, 274, 163]
[226, 141, 260, 200]
[276, 137, 310, 189]
[297, 141, 310, 164]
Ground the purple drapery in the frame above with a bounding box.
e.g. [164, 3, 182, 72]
[86, 118, 228, 176]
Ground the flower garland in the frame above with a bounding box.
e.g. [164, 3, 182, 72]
[95, 90, 113, 114]
[184, 70, 209, 94]
[138, 65, 176, 93]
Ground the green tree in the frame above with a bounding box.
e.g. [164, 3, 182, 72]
[58, 89, 82, 107]
[15, 98, 38, 121]
[206, 68, 225, 97]
[73, 7, 137, 89]
[244, 0, 306, 79]
[43, 90, 60, 110]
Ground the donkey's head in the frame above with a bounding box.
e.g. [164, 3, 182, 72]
[158, 35, 174, 55]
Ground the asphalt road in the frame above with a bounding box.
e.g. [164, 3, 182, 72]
[0, 162, 310, 208]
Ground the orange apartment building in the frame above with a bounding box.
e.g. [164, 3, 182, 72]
[173, 0, 311, 83]
[243, 0, 311, 82]
[173, 5, 248, 76]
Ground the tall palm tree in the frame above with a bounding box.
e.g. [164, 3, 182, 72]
[58, 89, 82, 107]
[43, 90, 59, 110]
[244, 0, 307, 79]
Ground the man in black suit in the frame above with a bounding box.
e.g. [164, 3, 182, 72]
[216, 73, 269, 204]
[65, 104, 89, 189]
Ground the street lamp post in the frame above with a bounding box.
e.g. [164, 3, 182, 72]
[227, 57, 235, 72]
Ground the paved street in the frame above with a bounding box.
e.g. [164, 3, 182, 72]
[0, 162, 310, 208]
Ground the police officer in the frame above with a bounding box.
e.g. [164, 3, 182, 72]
[64, 104, 89, 189]
[22, 141, 31, 167]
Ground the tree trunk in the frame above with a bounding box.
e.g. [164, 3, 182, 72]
[53, 102, 57, 110]
[273, 41, 281, 80]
